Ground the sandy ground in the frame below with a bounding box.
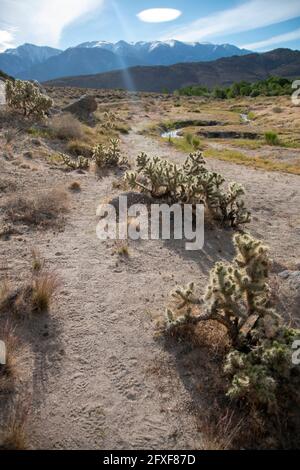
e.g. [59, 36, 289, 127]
[0, 94, 299, 449]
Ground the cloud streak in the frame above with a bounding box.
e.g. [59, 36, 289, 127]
[242, 27, 300, 50]
[0, 0, 104, 49]
[162, 0, 300, 42]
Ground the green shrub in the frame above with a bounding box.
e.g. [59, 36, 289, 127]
[265, 131, 280, 146]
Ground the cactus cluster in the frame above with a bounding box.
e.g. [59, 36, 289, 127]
[164, 233, 300, 410]
[224, 328, 300, 411]
[165, 233, 278, 342]
[5, 79, 53, 118]
[60, 153, 89, 170]
[125, 151, 250, 227]
[92, 138, 127, 169]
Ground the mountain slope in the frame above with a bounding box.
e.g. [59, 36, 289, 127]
[45, 49, 300, 92]
[18, 47, 142, 82]
[0, 43, 61, 76]
[75, 40, 250, 65]
[0, 40, 250, 81]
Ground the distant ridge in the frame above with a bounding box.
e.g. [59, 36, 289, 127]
[0, 40, 250, 82]
[44, 49, 300, 92]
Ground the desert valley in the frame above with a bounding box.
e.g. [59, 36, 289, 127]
[0, 1, 300, 453]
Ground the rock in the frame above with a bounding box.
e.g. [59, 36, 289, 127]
[63, 94, 97, 119]
[278, 270, 291, 279]
[23, 151, 33, 159]
[278, 270, 300, 290]
[31, 138, 42, 146]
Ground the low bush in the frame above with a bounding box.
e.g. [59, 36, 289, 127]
[4, 188, 69, 228]
[265, 131, 280, 146]
[49, 113, 84, 140]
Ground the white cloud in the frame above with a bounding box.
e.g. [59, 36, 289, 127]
[0, 29, 14, 52]
[162, 0, 300, 42]
[0, 0, 104, 49]
[242, 27, 300, 50]
[137, 8, 182, 24]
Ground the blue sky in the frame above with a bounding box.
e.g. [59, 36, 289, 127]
[0, 0, 300, 52]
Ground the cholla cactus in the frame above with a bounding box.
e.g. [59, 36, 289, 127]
[125, 151, 250, 226]
[92, 139, 127, 169]
[224, 329, 300, 411]
[164, 232, 300, 410]
[60, 153, 89, 170]
[165, 233, 279, 344]
[5, 79, 53, 118]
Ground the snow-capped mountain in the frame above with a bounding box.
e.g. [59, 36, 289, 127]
[0, 40, 250, 81]
[0, 43, 61, 77]
[75, 40, 249, 65]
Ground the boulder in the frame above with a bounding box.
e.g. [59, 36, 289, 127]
[63, 94, 97, 119]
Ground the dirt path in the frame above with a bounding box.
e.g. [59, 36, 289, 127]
[24, 165, 203, 450]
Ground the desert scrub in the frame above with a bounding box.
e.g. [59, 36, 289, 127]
[92, 138, 128, 170]
[5, 80, 53, 118]
[69, 181, 81, 192]
[0, 270, 59, 316]
[164, 233, 300, 413]
[49, 113, 84, 140]
[67, 140, 93, 158]
[265, 131, 280, 146]
[125, 151, 250, 228]
[4, 188, 70, 228]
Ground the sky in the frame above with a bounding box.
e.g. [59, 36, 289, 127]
[0, 0, 300, 52]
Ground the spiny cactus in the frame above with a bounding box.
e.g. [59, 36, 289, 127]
[224, 328, 300, 411]
[5, 79, 53, 118]
[164, 233, 279, 344]
[164, 232, 300, 411]
[92, 138, 128, 169]
[125, 151, 250, 227]
[60, 153, 89, 170]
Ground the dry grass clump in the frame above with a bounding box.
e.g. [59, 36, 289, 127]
[69, 181, 81, 192]
[113, 241, 130, 257]
[0, 268, 59, 317]
[49, 113, 84, 140]
[0, 396, 30, 450]
[31, 249, 44, 273]
[4, 188, 70, 228]
[31, 271, 60, 313]
[67, 139, 93, 158]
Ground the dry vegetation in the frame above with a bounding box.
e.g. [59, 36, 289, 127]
[0, 82, 299, 450]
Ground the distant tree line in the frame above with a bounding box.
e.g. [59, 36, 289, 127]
[176, 76, 295, 98]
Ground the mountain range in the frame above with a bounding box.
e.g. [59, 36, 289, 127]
[0, 41, 250, 82]
[45, 49, 300, 92]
